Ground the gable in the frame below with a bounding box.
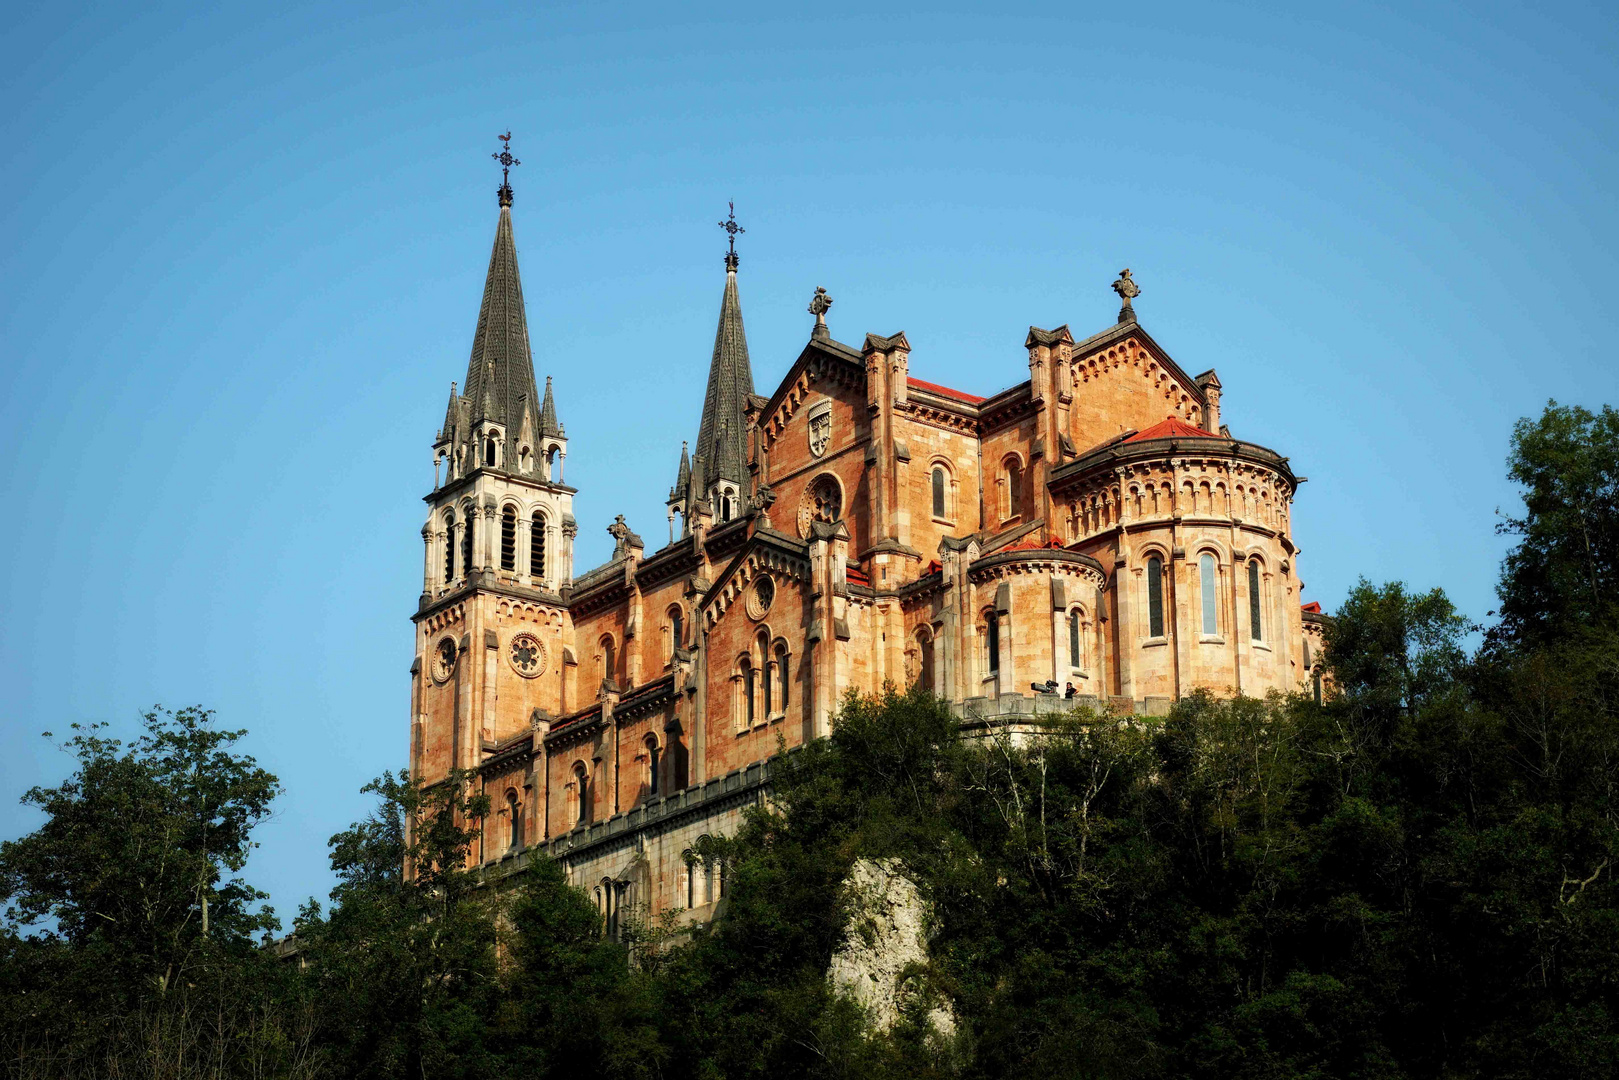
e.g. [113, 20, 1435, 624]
[1067, 326, 1204, 445]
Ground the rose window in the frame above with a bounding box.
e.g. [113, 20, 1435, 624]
[508, 632, 546, 678]
[431, 638, 457, 684]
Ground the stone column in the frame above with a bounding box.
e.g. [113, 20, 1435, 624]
[561, 520, 577, 586]
[481, 504, 497, 573]
[517, 514, 532, 585]
[421, 524, 436, 596]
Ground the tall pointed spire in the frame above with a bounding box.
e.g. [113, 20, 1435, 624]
[538, 375, 562, 438]
[694, 205, 755, 503]
[460, 134, 540, 459]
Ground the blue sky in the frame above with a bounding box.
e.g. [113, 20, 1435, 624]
[2, 1, 1615, 922]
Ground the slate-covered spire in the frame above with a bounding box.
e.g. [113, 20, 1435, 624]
[460, 199, 541, 446]
[693, 226, 755, 502]
[538, 375, 563, 438]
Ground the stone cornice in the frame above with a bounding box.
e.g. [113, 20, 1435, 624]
[1049, 435, 1298, 494]
[415, 577, 565, 623]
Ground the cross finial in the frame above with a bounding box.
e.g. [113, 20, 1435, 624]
[718, 200, 744, 270]
[492, 131, 521, 208]
[1112, 268, 1141, 323]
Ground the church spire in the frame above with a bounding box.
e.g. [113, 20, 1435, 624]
[459, 134, 540, 460]
[693, 204, 755, 514]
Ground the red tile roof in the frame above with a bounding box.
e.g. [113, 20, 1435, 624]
[846, 565, 871, 586]
[1125, 415, 1215, 442]
[1301, 602, 1322, 614]
[908, 377, 986, 405]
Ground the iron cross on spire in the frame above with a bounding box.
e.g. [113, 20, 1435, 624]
[492, 131, 521, 208]
[718, 200, 744, 270]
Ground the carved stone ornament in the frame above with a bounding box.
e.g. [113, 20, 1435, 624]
[808, 401, 832, 458]
[746, 573, 776, 620]
[508, 632, 547, 678]
[431, 637, 458, 684]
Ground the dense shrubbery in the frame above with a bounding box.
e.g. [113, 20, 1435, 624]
[4, 402, 1616, 1079]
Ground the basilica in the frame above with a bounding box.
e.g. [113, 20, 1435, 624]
[409, 166, 1328, 924]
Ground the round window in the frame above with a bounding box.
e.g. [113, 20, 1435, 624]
[747, 574, 776, 620]
[508, 632, 547, 678]
[431, 637, 457, 684]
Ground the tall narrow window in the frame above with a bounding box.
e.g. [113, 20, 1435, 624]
[461, 514, 474, 576]
[669, 606, 684, 656]
[507, 790, 521, 849]
[500, 507, 516, 571]
[916, 632, 934, 693]
[1007, 459, 1024, 519]
[931, 467, 946, 518]
[1200, 553, 1218, 635]
[601, 637, 616, 689]
[530, 512, 546, 581]
[1248, 559, 1263, 642]
[761, 656, 773, 716]
[1068, 610, 1082, 668]
[484, 437, 496, 467]
[443, 515, 456, 581]
[776, 645, 790, 711]
[1147, 556, 1165, 638]
[646, 736, 661, 797]
[722, 494, 733, 521]
[574, 765, 589, 825]
[742, 657, 756, 723]
[986, 614, 1000, 674]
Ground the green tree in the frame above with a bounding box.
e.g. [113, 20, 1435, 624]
[295, 769, 500, 1080]
[0, 707, 280, 997]
[1496, 400, 1619, 647]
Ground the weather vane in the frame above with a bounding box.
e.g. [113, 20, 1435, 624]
[493, 131, 521, 207]
[718, 200, 744, 269]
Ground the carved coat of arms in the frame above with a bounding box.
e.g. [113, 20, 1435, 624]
[808, 406, 831, 458]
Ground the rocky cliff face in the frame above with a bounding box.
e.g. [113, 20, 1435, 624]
[828, 858, 956, 1039]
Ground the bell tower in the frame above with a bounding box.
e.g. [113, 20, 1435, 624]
[411, 135, 577, 787]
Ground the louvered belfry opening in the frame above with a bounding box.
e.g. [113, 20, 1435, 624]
[500, 507, 516, 571]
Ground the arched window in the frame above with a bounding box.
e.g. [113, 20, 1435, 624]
[461, 512, 474, 576]
[506, 790, 521, 850]
[775, 644, 790, 711]
[1200, 553, 1219, 635]
[669, 606, 684, 656]
[1006, 457, 1024, 519]
[1068, 609, 1082, 669]
[500, 506, 516, 571]
[985, 612, 1000, 674]
[721, 493, 733, 521]
[484, 437, 497, 467]
[573, 764, 589, 825]
[600, 637, 616, 691]
[914, 629, 934, 693]
[931, 466, 947, 518]
[530, 511, 546, 581]
[759, 633, 773, 717]
[1248, 559, 1264, 642]
[741, 656, 756, 724]
[1147, 556, 1165, 638]
[519, 446, 532, 474]
[645, 735, 661, 797]
[443, 513, 456, 581]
